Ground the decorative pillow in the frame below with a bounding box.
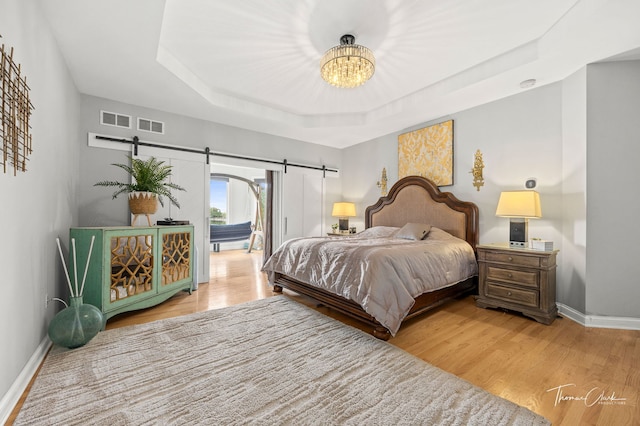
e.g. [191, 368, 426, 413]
[395, 223, 432, 240]
[358, 226, 399, 238]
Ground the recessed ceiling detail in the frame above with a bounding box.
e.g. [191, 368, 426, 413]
[40, 0, 640, 148]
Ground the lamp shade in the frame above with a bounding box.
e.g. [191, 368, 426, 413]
[332, 202, 356, 217]
[495, 191, 542, 218]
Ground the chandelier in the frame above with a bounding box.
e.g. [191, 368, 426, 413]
[320, 34, 375, 88]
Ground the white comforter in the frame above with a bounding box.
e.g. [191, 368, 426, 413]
[262, 226, 478, 335]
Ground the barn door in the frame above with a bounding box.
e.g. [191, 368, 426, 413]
[134, 146, 209, 284]
[279, 169, 324, 242]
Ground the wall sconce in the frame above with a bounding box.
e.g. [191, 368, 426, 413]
[376, 167, 388, 196]
[470, 150, 484, 191]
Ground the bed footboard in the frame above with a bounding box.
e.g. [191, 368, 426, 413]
[273, 273, 477, 340]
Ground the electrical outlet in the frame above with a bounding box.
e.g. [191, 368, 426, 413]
[45, 293, 49, 308]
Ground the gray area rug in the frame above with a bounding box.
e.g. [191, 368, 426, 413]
[16, 296, 549, 425]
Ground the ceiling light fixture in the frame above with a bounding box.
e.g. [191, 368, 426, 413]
[320, 34, 375, 88]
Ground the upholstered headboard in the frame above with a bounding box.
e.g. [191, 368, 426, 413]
[365, 176, 479, 250]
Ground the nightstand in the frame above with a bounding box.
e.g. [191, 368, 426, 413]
[476, 243, 558, 324]
[327, 232, 355, 236]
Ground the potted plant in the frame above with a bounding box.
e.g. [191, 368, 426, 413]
[94, 156, 186, 218]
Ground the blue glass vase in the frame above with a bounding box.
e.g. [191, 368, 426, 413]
[48, 296, 105, 349]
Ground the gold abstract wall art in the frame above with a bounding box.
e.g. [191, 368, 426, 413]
[1, 35, 34, 175]
[398, 120, 453, 186]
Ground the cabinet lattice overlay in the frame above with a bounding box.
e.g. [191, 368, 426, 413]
[110, 234, 154, 302]
[70, 226, 194, 320]
[162, 232, 191, 285]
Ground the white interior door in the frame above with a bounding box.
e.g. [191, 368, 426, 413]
[281, 169, 304, 241]
[281, 169, 324, 242]
[303, 174, 323, 236]
[135, 146, 209, 284]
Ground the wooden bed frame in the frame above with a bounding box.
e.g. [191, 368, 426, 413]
[273, 175, 479, 340]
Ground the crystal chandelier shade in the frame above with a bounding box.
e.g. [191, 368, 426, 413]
[320, 34, 375, 88]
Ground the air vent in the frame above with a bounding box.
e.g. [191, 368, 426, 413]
[101, 110, 131, 129]
[137, 117, 165, 134]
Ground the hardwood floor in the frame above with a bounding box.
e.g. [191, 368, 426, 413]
[8, 250, 640, 425]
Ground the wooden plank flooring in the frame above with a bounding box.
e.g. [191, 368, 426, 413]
[8, 250, 639, 425]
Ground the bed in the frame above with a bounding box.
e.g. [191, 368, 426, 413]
[264, 175, 479, 340]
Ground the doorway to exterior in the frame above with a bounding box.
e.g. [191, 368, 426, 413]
[209, 163, 270, 281]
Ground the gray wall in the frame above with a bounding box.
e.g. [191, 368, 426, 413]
[342, 83, 564, 254]
[560, 68, 587, 313]
[78, 95, 343, 227]
[342, 62, 640, 320]
[0, 0, 81, 409]
[586, 60, 640, 317]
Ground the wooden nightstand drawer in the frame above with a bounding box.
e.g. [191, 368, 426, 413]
[476, 244, 558, 325]
[486, 283, 538, 308]
[486, 266, 538, 288]
[484, 251, 541, 267]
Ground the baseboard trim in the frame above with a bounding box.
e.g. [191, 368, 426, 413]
[557, 303, 640, 330]
[0, 337, 51, 424]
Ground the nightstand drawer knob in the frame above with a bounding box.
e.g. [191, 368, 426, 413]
[508, 273, 513, 278]
[508, 256, 513, 261]
[508, 291, 512, 296]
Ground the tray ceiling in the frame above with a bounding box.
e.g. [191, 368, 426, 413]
[39, 0, 640, 148]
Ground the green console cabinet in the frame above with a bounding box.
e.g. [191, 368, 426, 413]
[70, 226, 194, 321]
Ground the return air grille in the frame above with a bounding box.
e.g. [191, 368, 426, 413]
[138, 117, 165, 134]
[101, 110, 131, 129]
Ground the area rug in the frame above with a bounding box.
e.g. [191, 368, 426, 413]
[16, 296, 549, 425]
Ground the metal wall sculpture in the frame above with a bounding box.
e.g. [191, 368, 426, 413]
[470, 149, 485, 191]
[1, 35, 34, 175]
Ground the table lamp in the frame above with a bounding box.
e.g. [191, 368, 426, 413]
[495, 191, 541, 247]
[332, 202, 356, 232]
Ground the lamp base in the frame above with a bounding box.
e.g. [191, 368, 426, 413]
[509, 218, 528, 247]
[338, 218, 349, 232]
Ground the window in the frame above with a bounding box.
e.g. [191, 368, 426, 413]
[210, 177, 228, 225]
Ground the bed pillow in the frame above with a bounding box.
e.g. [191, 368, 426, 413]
[395, 223, 432, 240]
[358, 226, 400, 238]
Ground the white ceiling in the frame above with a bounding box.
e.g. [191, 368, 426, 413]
[39, 0, 640, 149]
